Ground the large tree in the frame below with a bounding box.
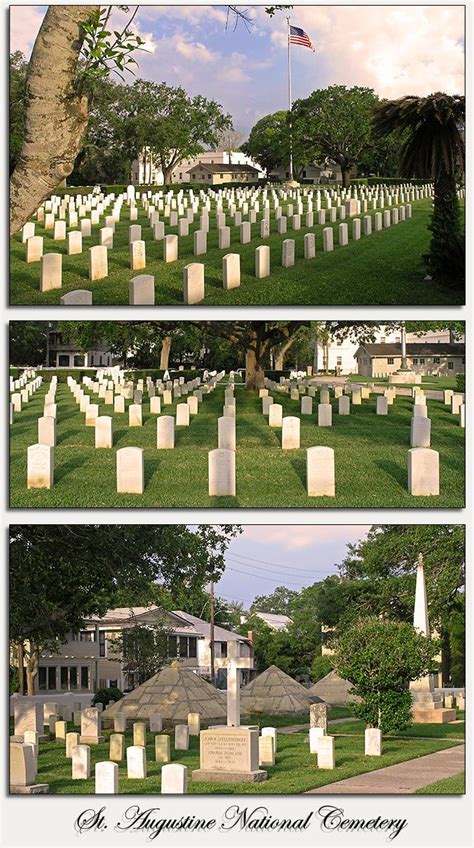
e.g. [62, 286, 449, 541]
[241, 111, 307, 178]
[118, 80, 232, 185]
[292, 85, 379, 187]
[10, 524, 239, 694]
[373, 93, 465, 287]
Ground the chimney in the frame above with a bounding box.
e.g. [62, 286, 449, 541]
[247, 630, 253, 643]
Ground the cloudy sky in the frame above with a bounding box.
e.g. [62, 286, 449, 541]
[11, 4, 464, 135]
[213, 524, 370, 607]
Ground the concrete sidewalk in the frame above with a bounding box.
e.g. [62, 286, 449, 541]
[305, 744, 464, 794]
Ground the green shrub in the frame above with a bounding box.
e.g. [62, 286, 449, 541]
[124, 368, 202, 382]
[367, 177, 430, 186]
[311, 654, 333, 682]
[456, 373, 465, 393]
[350, 178, 368, 186]
[92, 687, 123, 707]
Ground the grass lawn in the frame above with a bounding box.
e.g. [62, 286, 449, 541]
[17, 721, 462, 795]
[330, 717, 465, 741]
[415, 772, 465, 794]
[246, 706, 353, 727]
[10, 382, 464, 508]
[10, 198, 464, 305]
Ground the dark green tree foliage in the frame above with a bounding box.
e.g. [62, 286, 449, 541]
[333, 618, 440, 732]
[241, 111, 306, 177]
[373, 93, 465, 287]
[9, 321, 49, 366]
[311, 654, 333, 683]
[250, 586, 298, 615]
[9, 51, 28, 175]
[292, 86, 379, 187]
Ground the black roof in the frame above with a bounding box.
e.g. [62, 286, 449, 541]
[186, 162, 259, 174]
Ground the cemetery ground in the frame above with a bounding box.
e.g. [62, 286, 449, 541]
[10, 198, 463, 306]
[10, 378, 465, 508]
[8, 710, 464, 795]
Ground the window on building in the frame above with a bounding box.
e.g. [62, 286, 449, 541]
[79, 631, 95, 642]
[109, 679, 118, 688]
[380, 337, 386, 344]
[413, 358, 418, 365]
[89, 355, 94, 366]
[433, 357, 440, 364]
[188, 637, 197, 658]
[179, 635, 188, 657]
[448, 362, 454, 370]
[70, 667, 77, 689]
[99, 631, 106, 657]
[387, 357, 394, 364]
[48, 667, 57, 690]
[336, 356, 343, 367]
[61, 667, 68, 690]
[81, 667, 89, 689]
[38, 667, 47, 691]
[420, 358, 425, 365]
[220, 641, 228, 658]
[167, 635, 177, 657]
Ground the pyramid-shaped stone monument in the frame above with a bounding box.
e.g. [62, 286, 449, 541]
[102, 664, 227, 725]
[240, 664, 311, 715]
[308, 671, 361, 705]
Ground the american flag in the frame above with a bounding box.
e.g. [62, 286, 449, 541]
[289, 25, 315, 51]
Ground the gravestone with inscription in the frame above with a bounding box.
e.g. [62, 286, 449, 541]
[192, 726, 267, 784]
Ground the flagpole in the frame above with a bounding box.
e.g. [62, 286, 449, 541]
[287, 16, 294, 181]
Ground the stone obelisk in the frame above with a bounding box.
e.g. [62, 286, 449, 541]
[409, 554, 456, 723]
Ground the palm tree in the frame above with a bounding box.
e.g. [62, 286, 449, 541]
[373, 93, 465, 288]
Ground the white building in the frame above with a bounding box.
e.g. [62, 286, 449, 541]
[314, 326, 462, 375]
[131, 149, 265, 185]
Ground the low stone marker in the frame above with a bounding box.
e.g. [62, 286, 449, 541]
[318, 403, 332, 427]
[188, 713, 201, 736]
[155, 735, 171, 763]
[317, 735, 335, 769]
[95, 416, 113, 448]
[150, 714, 162, 733]
[268, 403, 283, 427]
[223, 253, 240, 290]
[261, 727, 277, 754]
[133, 722, 147, 747]
[109, 734, 125, 762]
[218, 416, 236, 451]
[408, 448, 439, 496]
[323, 228, 334, 251]
[282, 239, 295, 268]
[157, 415, 175, 449]
[66, 732, 80, 757]
[304, 232, 316, 259]
[192, 726, 266, 784]
[255, 245, 270, 279]
[377, 396, 388, 415]
[411, 416, 431, 448]
[258, 735, 275, 767]
[40, 253, 62, 292]
[89, 245, 108, 281]
[307, 446, 335, 497]
[55, 720, 67, 740]
[72, 745, 90, 779]
[365, 727, 382, 756]
[127, 745, 147, 778]
[338, 395, 350, 415]
[339, 223, 348, 246]
[175, 725, 189, 751]
[301, 396, 312, 415]
[164, 234, 178, 262]
[27, 444, 54, 489]
[116, 446, 144, 494]
[310, 703, 329, 733]
[208, 449, 236, 496]
[183, 263, 205, 304]
[80, 707, 104, 745]
[114, 715, 127, 733]
[161, 763, 188, 793]
[60, 289, 93, 305]
[95, 761, 118, 794]
[26, 236, 43, 263]
[282, 416, 300, 449]
[194, 230, 207, 256]
[10, 743, 48, 794]
[309, 727, 325, 753]
[176, 402, 190, 426]
[130, 274, 155, 305]
[38, 416, 56, 447]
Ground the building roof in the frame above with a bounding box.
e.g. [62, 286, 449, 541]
[254, 612, 293, 631]
[88, 606, 202, 636]
[173, 610, 251, 644]
[186, 163, 259, 174]
[357, 343, 465, 358]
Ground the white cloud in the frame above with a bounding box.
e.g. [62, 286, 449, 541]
[10, 5, 45, 57]
[241, 525, 370, 551]
[176, 39, 217, 63]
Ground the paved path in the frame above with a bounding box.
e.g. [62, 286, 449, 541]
[305, 744, 464, 794]
[279, 718, 352, 734]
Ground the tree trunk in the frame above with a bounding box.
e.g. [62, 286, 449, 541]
[162, 165, 173, 186]
[26, 646, 39, 696]
[273, 336, 297, 371]
[245, 348, 265, 390]
[10, 6, 98, 235]
[17, 642, 25, 696]
[160, 336, 172, 370]
[341, 167, 350, 189]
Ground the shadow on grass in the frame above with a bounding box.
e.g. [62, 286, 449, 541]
[55, 455, 88, 483]
[376, 458, 407, 490]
